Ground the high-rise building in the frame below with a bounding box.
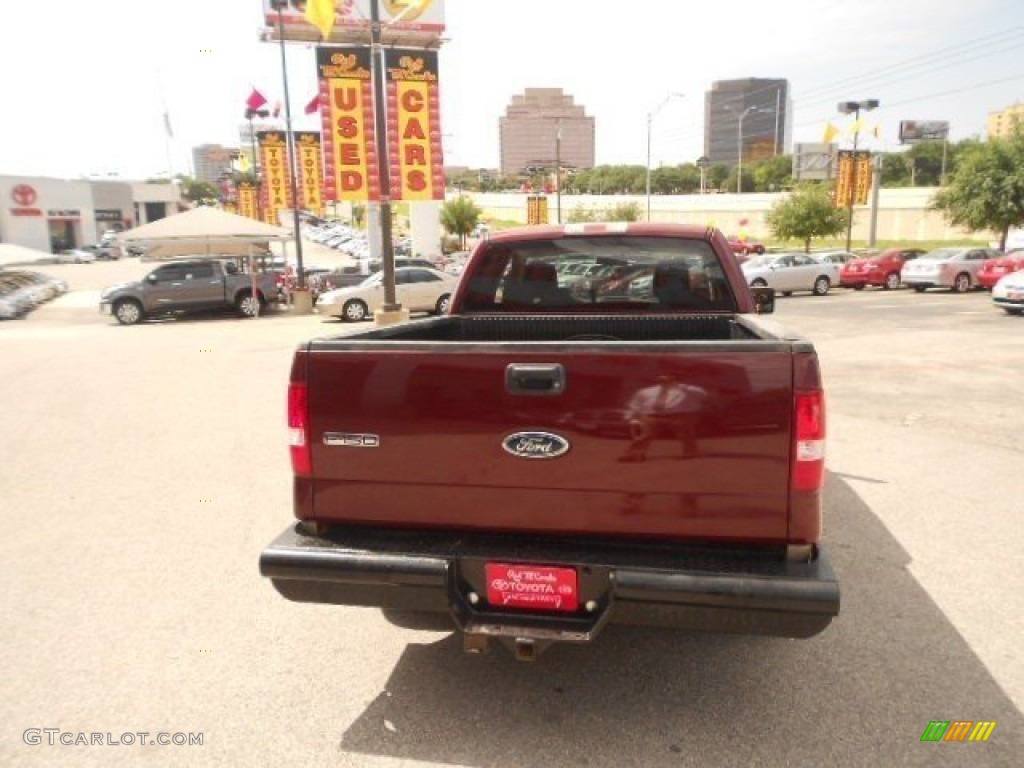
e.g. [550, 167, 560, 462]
[191, 144, 236, 184]
[499, 88, 595, 176]
[704, 79, 790, 168]
[987, 102, 1024, 139]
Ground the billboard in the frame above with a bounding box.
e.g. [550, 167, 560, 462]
[793, 143, 838, 181]
[385, 50, 444, 201]
[899, 120, 950, 144]
[316, 48, 378, 202]
[294, 132, 325, 215]
[257, 131, 294, 224]
[263, 1, 445, 46]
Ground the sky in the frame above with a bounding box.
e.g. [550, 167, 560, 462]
[0, 0, 1021, 181]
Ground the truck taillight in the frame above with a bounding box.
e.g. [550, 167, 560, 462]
[288, 382, 311, 476]
[793, 390, 825, 492]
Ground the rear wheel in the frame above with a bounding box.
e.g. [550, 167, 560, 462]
[852, 284, 865, 291]
[913, 285, 927, 293]
[952, 273, 971, 293]
[342, 299, 368, 322]
[113, 299, 143, 325]
[1003, 307, 1023, 315]
[751, 278, 767, 288]
[812, 276, 831, 296]
[884, 272, 901, 290]
[435, 293, 451, 315]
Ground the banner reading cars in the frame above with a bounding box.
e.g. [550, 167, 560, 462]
[316, 47, 378, 202]
[257, 131, 293, 223]
[385, 49, 444, 201]
[237, 182, 258, 220]
[294, 132, 325, 216]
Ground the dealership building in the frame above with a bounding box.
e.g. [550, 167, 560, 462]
[0, 176, 184, 254]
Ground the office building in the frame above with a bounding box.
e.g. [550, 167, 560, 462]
[704, 78, 790, 168]
[499, 88, 595, 176]
[988, 102, 1024, 139]
[192, 144, 236, 184]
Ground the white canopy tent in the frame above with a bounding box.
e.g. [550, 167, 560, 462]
[117, 206, 293, 260]
[0, 243, 52, 268]
[117, 206, 295, 317]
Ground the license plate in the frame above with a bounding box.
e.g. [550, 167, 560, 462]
[485, 563, 578, 612]
[1009, 291, 1023, 301]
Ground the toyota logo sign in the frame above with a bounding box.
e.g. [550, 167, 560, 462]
[12, 184, 37, 206]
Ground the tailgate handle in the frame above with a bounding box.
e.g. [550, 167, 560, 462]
[506, 364, 565, 395]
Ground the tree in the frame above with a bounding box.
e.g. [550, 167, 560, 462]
[752, 155, 793, 192]
[766, 184, 847, 252]
[932, 128, 1024, 251]
[708, 164, 730, 191]
[440, 196, 482, 250]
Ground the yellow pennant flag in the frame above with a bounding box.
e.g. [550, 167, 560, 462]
[823, 122, 839, 143]
[849, 117, 866, 136]
[238, 153, 252, 173]
[871, 124, 882, 140]
[305, 0, 336, 40]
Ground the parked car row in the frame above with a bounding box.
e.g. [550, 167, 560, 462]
[0, 270, 68, 319]
[315, 266, 458, 321]
[739, 246, 1021, 301]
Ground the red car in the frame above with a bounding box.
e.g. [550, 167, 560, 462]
[727, 236, 765, 258]
[977, 250, 1024, 289]
[840, 247, 925, 290]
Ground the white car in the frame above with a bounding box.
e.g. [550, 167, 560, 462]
[741, 252, 839, 296]
[991, 269, 1024, 315]
[900, 247, 1000, 293]
[316, 266, 458, 322]
[56, 249, 96, 264]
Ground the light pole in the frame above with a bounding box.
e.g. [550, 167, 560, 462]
[554, 119, 562, 224]
[271, 2, 306, 292]
[646, 93, 684, 221]
[736, 106, 759, 194]
[838, 99, 880, 252]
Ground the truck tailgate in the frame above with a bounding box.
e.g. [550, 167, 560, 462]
[305, 345, 794, 543]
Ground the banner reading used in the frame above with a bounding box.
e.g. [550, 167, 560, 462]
[316, 48, 377, 202]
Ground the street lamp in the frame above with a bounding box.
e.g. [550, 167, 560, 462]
[736, 105, 761, 194]
[646, 93, 684, 221]
[838, 99, 880, 252]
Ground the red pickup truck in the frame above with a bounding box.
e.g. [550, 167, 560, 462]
[260, 223, 839, 659]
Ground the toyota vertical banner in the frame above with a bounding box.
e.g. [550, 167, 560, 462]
[385, 50, 444, 201]
[237, 182, 259, 220]
[257, 131, 293, 224]
[294, 132, 325, 217]
[317, 48, 378, 202]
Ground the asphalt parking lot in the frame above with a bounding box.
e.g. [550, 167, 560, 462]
[2, 257, 1021, 767]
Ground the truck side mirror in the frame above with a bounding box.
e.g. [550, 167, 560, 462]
[750, 286, 775, 315]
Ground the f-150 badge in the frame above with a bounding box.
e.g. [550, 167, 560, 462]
[502, 432, 570, 459]
[323, 433, 380, 448]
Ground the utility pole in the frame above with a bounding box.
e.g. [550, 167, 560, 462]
[555, 120, 562, 224]
[868, 153, 882, 248]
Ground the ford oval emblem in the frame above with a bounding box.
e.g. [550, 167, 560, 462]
[502, 432, 570, 459]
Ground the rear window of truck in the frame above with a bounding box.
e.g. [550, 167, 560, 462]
[461, 236, 738, 313]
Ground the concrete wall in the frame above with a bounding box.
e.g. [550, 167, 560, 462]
[462, 187, 986, 244]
